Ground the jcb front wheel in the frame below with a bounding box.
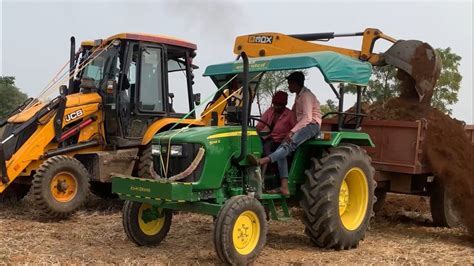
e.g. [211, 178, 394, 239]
[122, 200, 172, 246]
[31, 155, 90, 218]
[214, 195, 267, 265]
[300, 144, 375, 250]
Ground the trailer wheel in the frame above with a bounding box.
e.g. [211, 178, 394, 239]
[0, 183, 30, 203]
[31, 155, 90, 218]
[300, 144, 375, 250]
[137, 144, 153, 179]
[373, 188, 387, 214]
[214, 195, 267, 265]
[430, 179, 460, 227]
[122, 200, 172, 246]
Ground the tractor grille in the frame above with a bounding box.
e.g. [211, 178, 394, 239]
[153, 143, 204, 183]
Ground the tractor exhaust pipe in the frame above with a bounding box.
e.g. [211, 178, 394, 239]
[234, 52, 250, 163]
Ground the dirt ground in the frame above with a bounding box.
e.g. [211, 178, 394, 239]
[0, 194, 472, 265]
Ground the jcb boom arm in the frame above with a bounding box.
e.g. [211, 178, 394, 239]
[234, 28, 396, 66]
[234, 28, 441, 102]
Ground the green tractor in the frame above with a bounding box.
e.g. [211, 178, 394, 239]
[112, 51, 376, 264]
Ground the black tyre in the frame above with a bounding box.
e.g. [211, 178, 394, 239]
[31, 155, 90, 218]
[0, 183, 30, 203]
[430, 179, 460, 227]
[90, 181, 117, 199]
[214, 195, 267, 265]
[373, 188, 387, 214]
[122, 200, 172, 246]
[137, 144, 153, 179]
[300, 144, 375, 250]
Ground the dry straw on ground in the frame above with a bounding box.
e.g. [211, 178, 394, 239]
[0, 194, 472, 264]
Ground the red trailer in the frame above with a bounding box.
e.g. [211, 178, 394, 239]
[322, 119, 474, 227]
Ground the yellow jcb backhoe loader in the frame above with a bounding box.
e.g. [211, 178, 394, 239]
[0, 33, 207, 217]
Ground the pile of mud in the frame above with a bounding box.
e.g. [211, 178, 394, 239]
[363, 72, 473, 236]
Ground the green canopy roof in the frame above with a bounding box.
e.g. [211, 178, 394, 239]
[203, 51, 372, 86]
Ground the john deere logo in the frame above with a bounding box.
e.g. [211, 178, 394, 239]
[248, 35, 273, 44]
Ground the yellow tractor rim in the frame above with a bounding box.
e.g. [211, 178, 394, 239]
[138, 203, 165, 236]
[50, 171, 78, 202]
[232, 210, 260, 255]
[338, 167, 369, 231]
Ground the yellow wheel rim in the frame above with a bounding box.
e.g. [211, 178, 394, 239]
[232, 210, 260, 255]
[338, 167, 369, 231]
[138, 203, 165, 236]
[50, 171, 78, 202]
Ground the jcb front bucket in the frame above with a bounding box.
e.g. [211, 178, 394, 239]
[384, 40, 441, 102]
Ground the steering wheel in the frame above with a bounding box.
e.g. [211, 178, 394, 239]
[249, 117, 272, 138]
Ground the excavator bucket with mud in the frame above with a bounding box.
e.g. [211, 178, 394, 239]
[384, 40, 441, 102]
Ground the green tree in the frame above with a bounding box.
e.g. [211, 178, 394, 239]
[320, 99, 338, 118]
[0, 76, 28, 120]
[346, 47, 462, 115]
[256, 70, 307, 115]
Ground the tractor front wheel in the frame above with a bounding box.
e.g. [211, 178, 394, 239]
[214, 195, 267, 265]
[300, 144, 375, 250]
[122, 200, 172, 246]
[31, 155, 90, 218]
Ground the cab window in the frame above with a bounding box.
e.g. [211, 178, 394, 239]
[167, 50, 191, 114]
[139, 47, 164, 112]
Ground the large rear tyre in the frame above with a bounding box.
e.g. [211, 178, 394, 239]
[300, 144, 375, 250]
[430, 179, 460, 227]
[122, 200, 172, 246]
[31, 155, 90, 218]
[214, 195, 267, 265]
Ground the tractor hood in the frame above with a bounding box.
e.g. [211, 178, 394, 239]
[152, 126, 258, 145]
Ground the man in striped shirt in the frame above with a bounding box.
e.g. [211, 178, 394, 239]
[249, 71, 322, 195]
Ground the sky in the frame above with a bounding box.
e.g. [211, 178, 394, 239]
[1, 0, 473, 122]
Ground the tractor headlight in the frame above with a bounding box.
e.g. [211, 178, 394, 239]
[151, 144, 161, 155]
[170, 145, 183, 157]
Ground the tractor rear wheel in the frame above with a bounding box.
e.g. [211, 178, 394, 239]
[31, 155, 90, 218]
[430, 178, 460, 227]
[122, 200, 172, 246]
[214, 195, 267, 265]
[300, 144, 375, 250]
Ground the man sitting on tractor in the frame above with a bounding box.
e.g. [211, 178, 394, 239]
[255, 91, 296, 177]
[249, 71, 322, 195]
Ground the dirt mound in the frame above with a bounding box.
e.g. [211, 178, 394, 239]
[364, 70, 473, 236]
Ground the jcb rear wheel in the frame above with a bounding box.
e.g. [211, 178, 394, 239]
[31, 155, 90, 218]
[214, 195, 267, 265]
[300, 144, 375, 250]
[122, 200, 172, 246]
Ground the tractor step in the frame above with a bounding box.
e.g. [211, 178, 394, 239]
[261, 194, 291, 221]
